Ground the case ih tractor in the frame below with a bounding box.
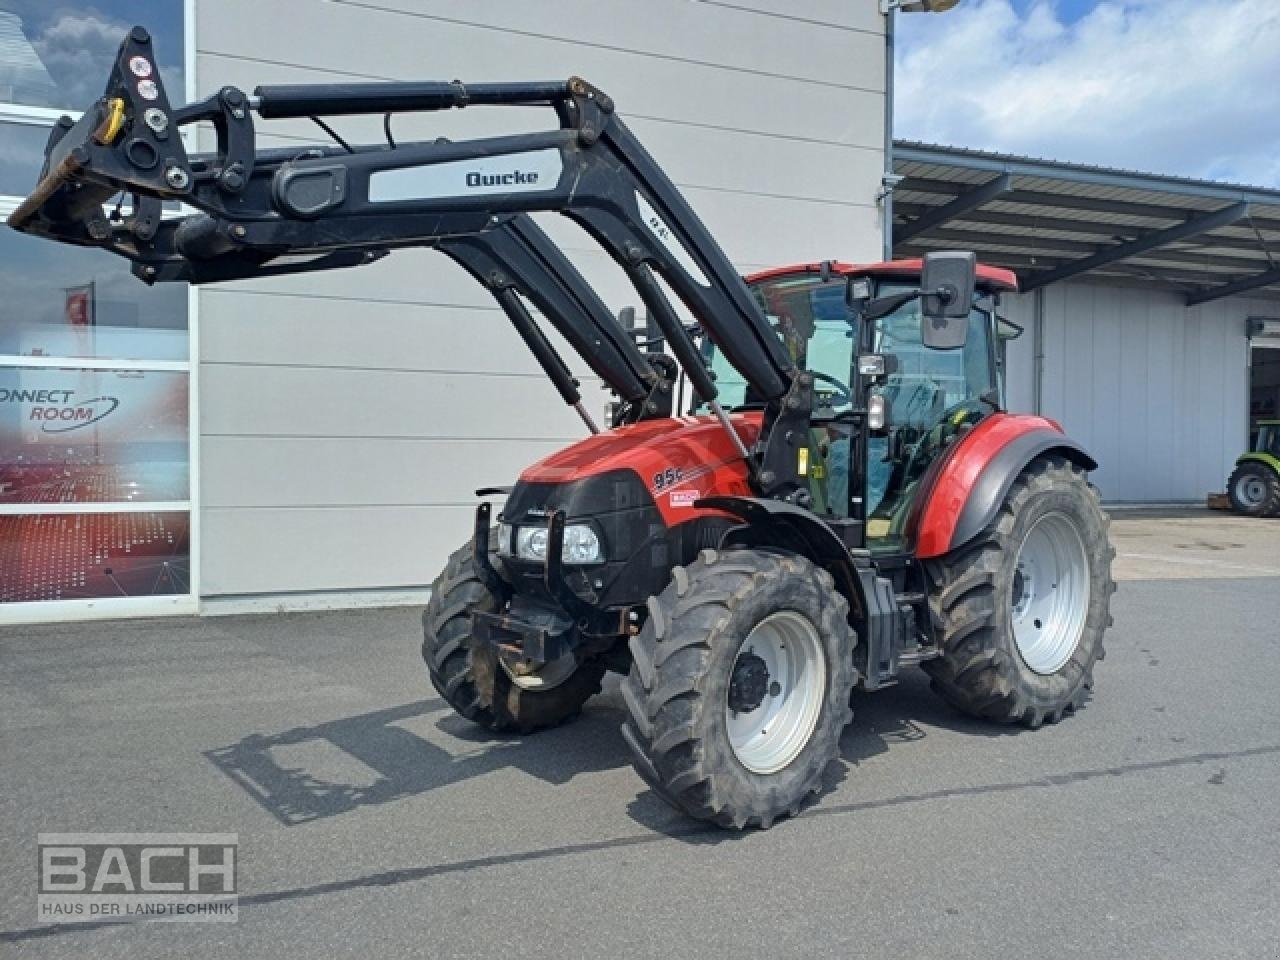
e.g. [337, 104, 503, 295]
[11, 28, 1114, 829]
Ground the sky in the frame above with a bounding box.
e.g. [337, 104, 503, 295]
[894, 0, 1280, 187]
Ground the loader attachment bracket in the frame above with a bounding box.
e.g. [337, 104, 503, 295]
[9, 25, 255, 240]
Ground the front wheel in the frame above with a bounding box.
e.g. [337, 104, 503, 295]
[1227, 461, 1280, 517]
[421, 536, 606, 733]
[621, 549, 856, 829]
[924, 457, 1114, 727]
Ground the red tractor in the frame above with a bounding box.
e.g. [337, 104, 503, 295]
[11, 27, 1114, 830]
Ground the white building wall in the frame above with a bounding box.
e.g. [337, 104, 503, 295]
[1003, 281, 1269, 504]
[192, 0, 888, 600]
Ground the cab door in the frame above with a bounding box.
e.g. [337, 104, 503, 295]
[864, 289, 998, 553]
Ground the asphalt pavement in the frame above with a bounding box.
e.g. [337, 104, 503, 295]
[1, 511, 1278, 959]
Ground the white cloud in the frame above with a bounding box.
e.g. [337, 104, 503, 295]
[895, 0, 1280, 186]
[31, 14, 132, 108]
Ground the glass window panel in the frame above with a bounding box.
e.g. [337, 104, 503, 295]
[0, 510, 188, 602]
[0, 118, 48, 194]
[0, 2, 184, 111]
[0, 366, 188, 503]
[0, 228, 187, 361]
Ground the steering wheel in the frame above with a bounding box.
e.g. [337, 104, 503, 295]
[809, 371, 852, 408]
[898, 397, 991, 476]
[871, 393, 995, 526]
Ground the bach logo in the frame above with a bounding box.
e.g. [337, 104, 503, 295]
[37, 833, 238, 923]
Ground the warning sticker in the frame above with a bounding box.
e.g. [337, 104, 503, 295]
[669, 490, 701, 508]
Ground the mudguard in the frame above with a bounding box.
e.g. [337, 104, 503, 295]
[699, 495, 918, 687]
[914, 413, 1096, 560]
[697, 495, 865, 608]
[1237, 451, 1280, 476]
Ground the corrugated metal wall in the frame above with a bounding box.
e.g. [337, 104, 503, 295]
[1003, 281, 1266, 503]
[193, 0, 887, 599]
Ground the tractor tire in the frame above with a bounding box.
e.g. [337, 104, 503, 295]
[1227, 461, 1280, 518]
[923, 456, 1114, 728]
[421, 535, 606, 733]
[621, 549, 856, 829]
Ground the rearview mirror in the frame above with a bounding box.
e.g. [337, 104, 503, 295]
[921, 251, 976, 349]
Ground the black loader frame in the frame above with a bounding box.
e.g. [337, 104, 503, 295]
[12, 26, 812, 481]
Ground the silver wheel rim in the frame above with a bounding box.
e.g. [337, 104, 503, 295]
[500, 650, 578, 691]
[1236, 473, 1267, 507]
[1011, 512, 1091, 675]
[726, 611, 826, 775]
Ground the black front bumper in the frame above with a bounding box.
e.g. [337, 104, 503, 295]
[470, 502, 628, 667]
[471, 607, 573, 667]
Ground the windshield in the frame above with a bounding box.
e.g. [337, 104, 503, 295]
[704, 275, 994, 417]
[1258, 424, 1279, 456]
[703, 275, 853, 412]
[871, 283, 995, 427]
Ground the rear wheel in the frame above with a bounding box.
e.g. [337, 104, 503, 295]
[923, 457, 1114, 727]
[621, 549, 856, 829]
[421, 536, 606, 733]
[1227, 461, 1280, 517]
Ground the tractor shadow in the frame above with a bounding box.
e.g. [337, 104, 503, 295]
[204, 693, 633, 827]
[624, 668, 1022, 843]
[204, 669, 1025, 834]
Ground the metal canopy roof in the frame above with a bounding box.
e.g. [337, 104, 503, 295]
[891, 142, 1280, 303]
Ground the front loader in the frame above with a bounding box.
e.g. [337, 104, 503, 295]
[10, 27, 1115, 829]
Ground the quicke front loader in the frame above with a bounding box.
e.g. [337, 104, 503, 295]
[10, 27, 1115, 829]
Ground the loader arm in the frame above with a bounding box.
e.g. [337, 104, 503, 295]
[436, 214, 666, 425]
[9, 26, 809, 492]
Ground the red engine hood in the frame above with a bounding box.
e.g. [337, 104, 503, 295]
[520, 413, 763, 524]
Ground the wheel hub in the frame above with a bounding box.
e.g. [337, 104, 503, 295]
[1238, 475, 1266, 506]
[728, 652, 770, 713]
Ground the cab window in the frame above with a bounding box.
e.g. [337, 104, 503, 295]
[871, 283, 995, 427]
[704, 275, 853, 411]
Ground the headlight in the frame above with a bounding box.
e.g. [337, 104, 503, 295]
[516, 525, 550, 561]
[512, 522, 602, 564]
[561, 524, 602, 564]
[497, 522, 514, 556]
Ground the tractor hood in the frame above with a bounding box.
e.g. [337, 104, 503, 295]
[516, 413, 762, 525]
[495, 413, 763, 612]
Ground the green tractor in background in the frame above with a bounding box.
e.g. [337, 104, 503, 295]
[1228, 420, 1280, 517]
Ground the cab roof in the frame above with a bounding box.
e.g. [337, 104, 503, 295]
[745, 259, 1019, 293]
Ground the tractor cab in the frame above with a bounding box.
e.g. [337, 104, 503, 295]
[710, 259, 1019, 552]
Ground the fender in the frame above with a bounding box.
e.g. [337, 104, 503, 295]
[914, 413, 1097, 560]
[1237, 451, 1280, 476]
[698, 494, 913, 690]
[697, 495, 864, 604]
